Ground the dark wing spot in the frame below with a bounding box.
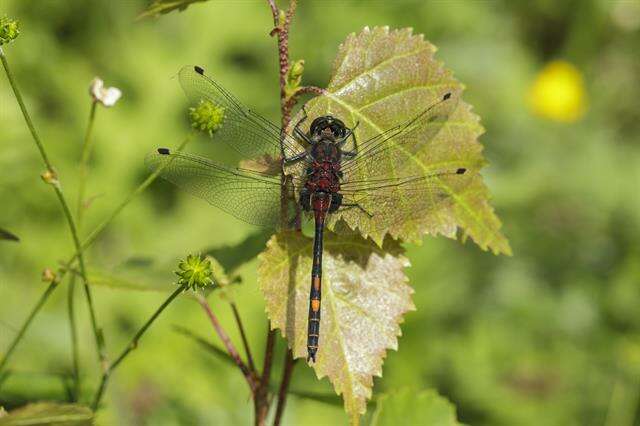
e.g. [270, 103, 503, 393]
[456, 168, 466, 174]
[443, 92, 452, 101]
[194, 66, 205, 75]
[158, 148, 171, 155]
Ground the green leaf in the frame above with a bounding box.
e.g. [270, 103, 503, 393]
[258, 232, 414, 421]
[0, 403, 93, 426]
[0, 227, 19, 242]
[371, 388, 461, 426]
[137, 0, 210, 20]
[292, 26, 510, 255]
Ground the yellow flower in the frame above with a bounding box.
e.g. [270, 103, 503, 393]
[528, 60, 587, 123]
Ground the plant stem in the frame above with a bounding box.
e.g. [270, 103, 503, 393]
[0, 47, 53, 170]
[256, 326, 276, 426]
[0, 282, 58, 381]
[92, 285, 186, 410]
[69, 134, 194, 267]
[261, 1, 300, 424]
[197, 294, 257, 394]
[67, 100, 99, 401]
[76, 101, 99, 229]
[0, 46, 106, 375]
[273, 349, 296, 426]
[66, 275, 80, 401]
[0, 135, 193, 382]
[230, 302, 256, 374]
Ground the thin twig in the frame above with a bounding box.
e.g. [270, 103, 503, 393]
[92, 285, 186, 410]
[283, 85, 325, 126]
[0, 132, 191, 380]
[67, 134, 193, 267]
[197, 294, 257, 394]
[256, 326, 276, 426]
[67, 99, 99, 401]
[273, 349, 297, 426]
[266, 0, 278, 21]
[262, 1, 300, 424]
[0, 46, 106, 374]
[230, 302, 256, 374]
[66, 274, 80, 401]
[76, 101, 99, 231]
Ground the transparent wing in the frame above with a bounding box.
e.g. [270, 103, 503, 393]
[334, 166, 469, 230]
[145, 148, 285, 227]
[179, 65, 304, 160]
[340, 90, 461, 179]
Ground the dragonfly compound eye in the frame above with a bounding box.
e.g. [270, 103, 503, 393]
[310, 116, 347, 139]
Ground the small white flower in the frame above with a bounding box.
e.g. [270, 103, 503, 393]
[89, 77, 122, 107]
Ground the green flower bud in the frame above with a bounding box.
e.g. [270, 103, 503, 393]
[175, 254, 214, 291]
[285, 59, 305, 99]
[0, 16, 20, 46]
[278, 10, 287, 28]
[189, 99, 225, 137]
[42, 268, 58, 285]
[40, 169, 59, 186]
[289, 59, 305, 82]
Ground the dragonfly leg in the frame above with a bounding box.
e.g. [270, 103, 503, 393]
[340, 201, 373, 218]
[293, 105, 312, 144]
[283, 150, 308, 165]
[339, 121, 360, 158]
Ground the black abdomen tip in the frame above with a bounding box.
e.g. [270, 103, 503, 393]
[443, 92, 452, 100]
[158, 148, 171, 155]
[456, 168, 466, 174]
[194, 66, 205, 75]
[307, 348, 318, 363]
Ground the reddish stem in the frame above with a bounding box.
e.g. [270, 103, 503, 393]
[273, 349, 297, 426]
[197, 294, 257, 394]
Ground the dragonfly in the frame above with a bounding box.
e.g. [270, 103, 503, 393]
[147, 65, 469, 362]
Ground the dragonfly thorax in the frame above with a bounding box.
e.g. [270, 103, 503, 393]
[310, 139, 342, 163]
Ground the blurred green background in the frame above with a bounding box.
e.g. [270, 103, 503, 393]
[1, 1, 640, 425]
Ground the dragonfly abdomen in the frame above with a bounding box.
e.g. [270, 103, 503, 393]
[307, 198, 329, 363]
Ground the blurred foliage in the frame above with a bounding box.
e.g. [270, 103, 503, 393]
[371, 388, 460, 426]
[0, 0, 639, 425]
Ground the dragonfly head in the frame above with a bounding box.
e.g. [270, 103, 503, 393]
[309, 115, 348, 140]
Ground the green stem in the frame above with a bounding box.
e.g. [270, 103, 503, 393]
[0, 47, 53, 170]
[55, 178, 108, 371]
[76, 101, 98, 231]
[71, 134, 193, 266]
[67, 100, 98, 401]
[92, 285, 186, 410]
[66, 274, 80, 401]
[0, 282, 58, 381]
[0, 46, 106, 376]
[0, 134, 192, 379]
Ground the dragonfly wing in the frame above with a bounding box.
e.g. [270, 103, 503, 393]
[146, 149, 286, 228]
[179, 66, 304, 161]
[336, 167, 469, 230]
[340, 90, 461, 179]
